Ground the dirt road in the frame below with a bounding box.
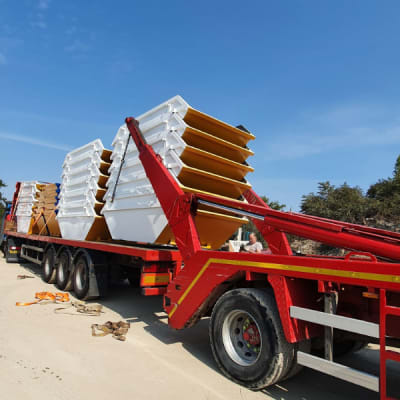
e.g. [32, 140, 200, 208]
[0, 257, 398, 400]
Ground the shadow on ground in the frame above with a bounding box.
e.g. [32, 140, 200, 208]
[13, 260, 400, 400]
[18, 262, 43, 278]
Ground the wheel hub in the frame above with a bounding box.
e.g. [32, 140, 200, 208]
[243, 323, 261, 346]
[222, 310, 262, 366]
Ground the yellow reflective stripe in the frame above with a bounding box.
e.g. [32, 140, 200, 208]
[142, 274, 170, 285]
[168, 259, 213, 318]
[206, 258, 400, 284]
[168, 258, 400, 318]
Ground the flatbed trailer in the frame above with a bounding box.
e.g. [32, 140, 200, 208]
[3, 117, 400, 399]
[2, 230, 182, 298]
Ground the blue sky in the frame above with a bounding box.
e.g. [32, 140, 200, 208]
[1, 0, 399, 210]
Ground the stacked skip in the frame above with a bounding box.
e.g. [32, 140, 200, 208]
[30, 183, 61, 236]
[102, 95, 255, 249]
[15, 181, 45, 234]
[57, 139, 112, 241]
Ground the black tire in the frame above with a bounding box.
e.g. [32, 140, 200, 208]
[281, 339, 311, 381]
[56, 249, 72, 290]
[42, 247, 57, 283]
[127, 268, 141, 287]
[5, 241, 12, 263]
[72, 255, 90, 300]
[352, 340, 368, 353]
[333, 340, 368, 357]
[209, 288, 294, 390]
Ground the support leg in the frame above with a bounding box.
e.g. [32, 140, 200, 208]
[324, 292, 338, 361]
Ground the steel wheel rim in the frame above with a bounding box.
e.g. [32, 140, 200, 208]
[222, 309, 262, 366]
[59, 254, 67, 282]
[44, 257, 51, 276]
[75, 261, 87, 291]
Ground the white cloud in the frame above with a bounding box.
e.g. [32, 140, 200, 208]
[31, 0, 51, 29]
[110, 59, 133, 75]
[259, 104, 400, 161]
[31, 20, 47, 29]
[65, 26, 77, 35]
[0, 52, 6, 65]
[0, 37, 23, 48]
[38, 0, 51, 9]
[64, 39, 89, 53]
[0, 132, 72, 151]
[0, 108, 116, 133]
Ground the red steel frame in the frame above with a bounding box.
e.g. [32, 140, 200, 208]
[9, 182, 21, 218]
[380, 289, 400, 399]
[4, 231, 181, 263]
[124, 117, 400, 319]
[124, 117, 400, 399]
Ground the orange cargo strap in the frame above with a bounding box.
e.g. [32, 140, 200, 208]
[16, 292, 70, 306]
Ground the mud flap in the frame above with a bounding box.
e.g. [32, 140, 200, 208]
[87, 262, 108, 299]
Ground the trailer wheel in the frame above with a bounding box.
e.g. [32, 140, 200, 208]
[5, 240, 13, 263]
[42, 247, 57, 283]
[209, 288, 294, 390]
[127, 268, 141, 287]
[73, 255, 90, 299]
[56, 249, 73, 290]
[5, 241, 12, 263]
[5, 248, 12, 263]
[281, 339, 311, 381]
[333, 339, 368, 357]
[1, 240, 6, 257]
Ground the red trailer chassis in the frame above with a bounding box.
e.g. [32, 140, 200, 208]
[3, 117, 400, 399]
[127, 117, 400, 398]
[5, 232, 181, 262]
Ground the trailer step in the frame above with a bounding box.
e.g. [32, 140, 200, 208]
[22, 244, 44, 253]
[20, 244, 43, 265]
[290, 306, 379, 338]
[297, 351, 379, 392]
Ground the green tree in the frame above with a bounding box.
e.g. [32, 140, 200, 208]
[393, 155, 400, 183]
[301, 181, 368, 224]
[241, 196, 285, 244]
[297, 155, 400, 253]
[261, 195, 286, 211]
[0, 179, 7, 219]
[366, 155, 400, 223]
